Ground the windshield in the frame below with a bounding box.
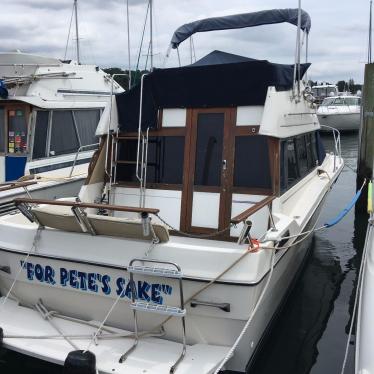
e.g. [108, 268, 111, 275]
[345, 97, 361, 106]
[320, 98, 335, 106]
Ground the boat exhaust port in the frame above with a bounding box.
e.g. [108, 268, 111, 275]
[63, 350, 96, 374]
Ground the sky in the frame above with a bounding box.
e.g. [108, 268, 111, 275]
[0, 0, 371, 84]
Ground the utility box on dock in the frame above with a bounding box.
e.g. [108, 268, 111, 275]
[357, 63, 374, 212]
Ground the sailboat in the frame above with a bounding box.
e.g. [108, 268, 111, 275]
[0, 7, 343, 374]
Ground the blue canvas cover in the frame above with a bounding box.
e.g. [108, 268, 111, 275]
[170, 8, 311, 49]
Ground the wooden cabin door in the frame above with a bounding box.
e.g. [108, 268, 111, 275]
[181, 108, 235, 235]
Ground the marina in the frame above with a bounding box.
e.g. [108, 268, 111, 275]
[0, 0, 372, 373]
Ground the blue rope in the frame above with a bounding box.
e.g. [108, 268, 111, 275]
[324, 189, 362, 228]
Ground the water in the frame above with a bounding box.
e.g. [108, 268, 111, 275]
[0, 134, 366, 374]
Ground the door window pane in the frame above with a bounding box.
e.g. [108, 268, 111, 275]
[234, 136, 271, 189]
[32, 111, 49, 159]
[73, 109, 100, 146]
[194, 113, 224, 186]
[8, 109, 27, 154]
[50, 111, 79, 156]
[0, 107, 4, 153]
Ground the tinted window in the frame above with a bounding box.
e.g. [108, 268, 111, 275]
[296, 136, 308, 177]
[73, 110, 100, 146]
[50, 111, 79, 156]
[0, 107, 4, 153]
[32, 111, 49, 159]
[194, 113, 224, 186]
[234, 136, 271, 189]
[8, 109, 27, 154]
[286, 139, 299, 185]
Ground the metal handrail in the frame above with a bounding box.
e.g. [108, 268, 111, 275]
[69, 143, 99, 177]
[320, 125, 341, 171]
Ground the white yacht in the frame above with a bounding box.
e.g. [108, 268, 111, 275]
[317, 95, 361, 131]
[0, 8, 343, 374]
[0, 51, 123, 213]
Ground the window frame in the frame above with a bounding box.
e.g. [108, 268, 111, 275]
[31, 108, 101, 160]
[280, 131, 320, 193]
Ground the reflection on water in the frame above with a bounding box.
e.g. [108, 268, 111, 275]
[0, 134, 366, 374]
[252, 133, 366, 374]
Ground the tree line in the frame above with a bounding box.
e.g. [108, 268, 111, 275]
[308, 79, 362, 94]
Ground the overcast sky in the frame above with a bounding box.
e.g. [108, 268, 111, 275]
[0, 0, 370, 83]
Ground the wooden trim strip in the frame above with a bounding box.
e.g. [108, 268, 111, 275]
[230, 195, 275, 224]
[14, 198, 160, 215]
[0, 181, 38, 193]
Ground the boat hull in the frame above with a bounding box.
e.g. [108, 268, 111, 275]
[0, 202, 322, 373]
[318, 112, 360, 131]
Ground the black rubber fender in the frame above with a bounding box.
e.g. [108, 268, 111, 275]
[63, 350, 96, 374]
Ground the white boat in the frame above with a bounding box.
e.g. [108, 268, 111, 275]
[0, 8, 343, 374]
[317, 95, 361, 131]
[0, 51, 123, 213]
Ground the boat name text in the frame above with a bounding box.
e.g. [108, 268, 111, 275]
[20, 261, 173, 305]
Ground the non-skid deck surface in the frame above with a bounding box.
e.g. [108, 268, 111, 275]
[0, 298, 230, 374]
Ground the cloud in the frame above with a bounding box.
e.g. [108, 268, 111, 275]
[0, 0, 369, 83]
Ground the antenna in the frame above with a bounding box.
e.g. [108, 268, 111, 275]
[126, 0, 131, 88]
[293, 0, 302, 99]
[150, 0, 153, 70]
[369, 0, 373, 63]
[74, 0, 80, 64]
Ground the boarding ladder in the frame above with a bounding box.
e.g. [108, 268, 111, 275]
[111, 73, 151, 208]
[119, 258, 187, 374]
[113, 129, 150, 207]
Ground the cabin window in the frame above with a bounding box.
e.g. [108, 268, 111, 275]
[32, 111, 49, 159]
[32, 109, 101, 160]
[50, 111, 79, 156]
[73, 110, 100, 146]
[194, 113, 224, 187]
[116, 136, 185, 185]
[8, 109, 27, 154]
[0, 107, 4, 153]
[233, 135, 272, 189]
[295, 135, 308, 177]
[281, 132, 320, 192]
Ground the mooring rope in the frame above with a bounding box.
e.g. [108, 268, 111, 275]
[0, 226, 43, 309]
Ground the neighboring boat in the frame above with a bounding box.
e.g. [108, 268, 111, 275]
[0, 8, 343, 374]
[317, 95, 361, 131]
[0, 51, 123, 213]
[311, 84, 339, 105]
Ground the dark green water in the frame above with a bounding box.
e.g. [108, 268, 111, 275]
[0, 133, 364, 374]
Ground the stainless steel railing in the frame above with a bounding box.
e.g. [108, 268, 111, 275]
[69, 143, 99, 177]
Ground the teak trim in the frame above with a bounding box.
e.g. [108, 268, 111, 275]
[14, 198, 160, 215]
[0, 181, 37, 192]
[230, 195, 275, 224]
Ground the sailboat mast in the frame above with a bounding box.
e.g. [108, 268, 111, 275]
[74, 0, 80, 64]
[369, 0, 373, 63]
[150, 0, 153, 70]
